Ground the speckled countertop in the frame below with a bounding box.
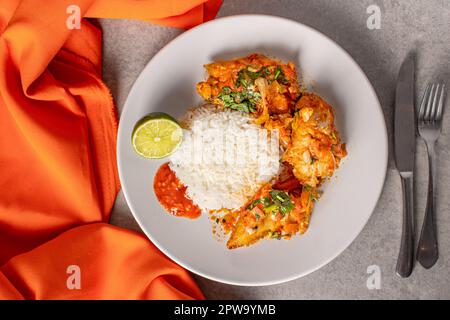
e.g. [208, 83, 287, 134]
[102, 0, 450, 299]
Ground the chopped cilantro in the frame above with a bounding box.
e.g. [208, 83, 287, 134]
[221, 86, 232, 94]
[221, 64, 291, 113]
[249, 190, 294, 216]
[269, 190, 294, 215]
[262, 66, 272, 76]
[273, 66, 290, 85]
[235, 68, 262, 88]
[218, 85, 259, 113]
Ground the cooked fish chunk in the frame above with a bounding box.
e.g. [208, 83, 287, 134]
[196, 54, 300, 122]
[227, 211, 282, 249]
[226, 184, 316, 249]
[282, 93, 347, 187]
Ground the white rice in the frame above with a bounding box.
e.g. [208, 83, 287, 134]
[169, 105, 280, 211]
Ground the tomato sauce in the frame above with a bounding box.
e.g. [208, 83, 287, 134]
[153, 163, 201, 219]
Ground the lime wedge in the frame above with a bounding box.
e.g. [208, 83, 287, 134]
[132, 112, 183, 159]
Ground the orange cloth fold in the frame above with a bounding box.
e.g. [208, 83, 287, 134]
[0, 0, 221, 299]
[0, 224, 204, 299]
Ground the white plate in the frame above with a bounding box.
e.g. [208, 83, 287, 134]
[117, 15, 388, 286]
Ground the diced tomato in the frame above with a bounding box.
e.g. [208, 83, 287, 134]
[273, 177, 301, 191]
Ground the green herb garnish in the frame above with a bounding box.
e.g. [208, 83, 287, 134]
[247, 198, 262, 210]
[221, 64, 291, 113]
[269, 190, 290, 202]
[280, 202, 295, 214]
[247, 196, 272, 211]
[261, 196, 271, 207]
[218, 86, 260, 113]
[268, 190, 294, 215]
[274, 68, 281, 80]
[262, 66, 272, 76]
[248, 190, 295, 216]
[221, 86, 232, 94]
[236, 68, 262, 88]
[273, 66, 290, 85]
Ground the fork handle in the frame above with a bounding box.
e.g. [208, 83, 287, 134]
[396, 173, 414, 278]
[417, 142, 439, 268]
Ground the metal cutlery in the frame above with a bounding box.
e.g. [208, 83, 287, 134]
[394, 53, 416, 278]
[416, 82, 446, 269]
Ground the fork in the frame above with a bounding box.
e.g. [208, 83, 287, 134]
[416, 82, 447, 269]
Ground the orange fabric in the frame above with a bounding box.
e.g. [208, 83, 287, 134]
[0, 224, 204, 299]
[0, 0, 221, 299]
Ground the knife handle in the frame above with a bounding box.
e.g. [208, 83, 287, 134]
[396, 173, 414, 278]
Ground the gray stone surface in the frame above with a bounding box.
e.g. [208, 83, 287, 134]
[101, 0, 450, 299]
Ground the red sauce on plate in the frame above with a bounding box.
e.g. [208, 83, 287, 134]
[153, 163, 201, 219]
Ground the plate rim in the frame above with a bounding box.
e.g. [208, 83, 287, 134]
[117, 14, 389, 286]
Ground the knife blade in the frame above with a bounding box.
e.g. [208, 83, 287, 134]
[394, 53, 416, 278]
[395, 54, 416, 172]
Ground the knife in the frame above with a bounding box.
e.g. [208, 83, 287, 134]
[394, 53, 416, 278]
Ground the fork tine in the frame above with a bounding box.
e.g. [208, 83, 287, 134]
[425, 84, 437, 121]
[419, 83, 432, 120]
[435, 83, 446, 122]
[431, 83, 442, 121]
